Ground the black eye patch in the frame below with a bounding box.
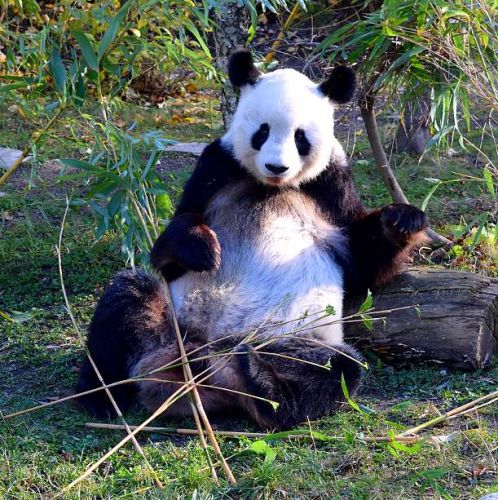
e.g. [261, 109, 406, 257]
[294, 128, 311, 156]
[251, 123, 270, 151]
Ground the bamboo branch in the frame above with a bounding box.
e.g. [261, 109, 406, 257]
[398, 389, 498, 437]
[161, 281, 237, 484]
[85, 423, 422, 444]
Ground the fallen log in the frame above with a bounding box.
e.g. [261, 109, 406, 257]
[344, 267, 498, 370]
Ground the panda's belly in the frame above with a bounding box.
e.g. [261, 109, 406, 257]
[168, 183, 346, 345]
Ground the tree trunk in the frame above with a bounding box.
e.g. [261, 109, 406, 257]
[360, 99, 409, 204]
[213, 2, 249, 129]
[394, 92, 431, 155]
[344, 268, 498, 370]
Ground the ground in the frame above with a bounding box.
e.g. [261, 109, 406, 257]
[0, 91, 497, 498]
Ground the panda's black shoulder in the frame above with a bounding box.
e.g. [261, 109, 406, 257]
[175, 139, 248, 214]
[301, 160, 365, 223]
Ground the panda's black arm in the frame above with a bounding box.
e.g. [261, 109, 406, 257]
[150, 139, 246, 280]
[344, 204, 428, 296]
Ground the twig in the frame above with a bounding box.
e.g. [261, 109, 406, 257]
[56, 198, 163, 490]
[398, 389, 498, 437]
[85, 423, 422, 444]
[162, 281, 237, 484]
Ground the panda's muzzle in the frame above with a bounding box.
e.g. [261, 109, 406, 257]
[265, 164, 289, 175]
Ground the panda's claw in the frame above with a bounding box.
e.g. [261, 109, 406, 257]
[381, 203, 428, 237]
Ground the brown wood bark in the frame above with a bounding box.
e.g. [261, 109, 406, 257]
[213, 1, 248, 129]
[344, 268, 498, 370]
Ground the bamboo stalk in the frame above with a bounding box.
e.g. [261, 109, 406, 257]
[84, 422, 422, 444]
[264, 4, 301, 64]
[62, 352, 236, 493]
[359, 98, 451, 247]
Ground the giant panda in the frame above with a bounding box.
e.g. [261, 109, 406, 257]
[76, 49, 428, 430]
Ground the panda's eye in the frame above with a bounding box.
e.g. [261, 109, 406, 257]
[294, 128, 311, 156]
[251, 123, 270, 151]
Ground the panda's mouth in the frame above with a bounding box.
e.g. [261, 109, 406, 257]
[263, 176, 288, 186]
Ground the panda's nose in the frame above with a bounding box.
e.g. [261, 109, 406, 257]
[265, 164, 289, 174]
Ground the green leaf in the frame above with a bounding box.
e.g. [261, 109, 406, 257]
[358, 289, 373, 313]
[98, 0, 133, 61]
[108, 190, 125, 217]
[0, 309, 33, 323]
[325, 305, 336, 316]
[73, 31, 99, 71]
[421, 181, 442, 211]
[249, 440, 277, 465]
[60, 158, 98, 171]
[360, 314, 374, 331]
[341, 373, 363, 413]
[156, 193, 173, 219]
[184, 20, 211, 59]
[49, 47, 66, 93]
[483, 167, 496, 199]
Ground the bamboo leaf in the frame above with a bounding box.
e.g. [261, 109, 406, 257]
[358, 290, 373, 313]
[341, 374, 363, 413]
[421, 181, 442, 211]
[73, 31, 99, 71]
[98, 0, 133, 61]
[49, 47, 66, 93]
[483, 167, 496, 199]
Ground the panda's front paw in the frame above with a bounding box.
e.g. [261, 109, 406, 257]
[178, 224, 221, 272]
[380, 204, 429, 243]
[151, 214, 221, 274]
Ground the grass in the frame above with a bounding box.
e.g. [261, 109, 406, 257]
[0, 94, 497, 497]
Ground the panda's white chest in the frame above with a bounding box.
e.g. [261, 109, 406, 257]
[168, 182, 346, 345]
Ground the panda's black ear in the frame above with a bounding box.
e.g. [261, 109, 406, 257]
[319, 66, 355, 104]
[228, 49, 261, 87]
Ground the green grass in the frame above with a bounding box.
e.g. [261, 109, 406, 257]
[0, 97, 496, 497]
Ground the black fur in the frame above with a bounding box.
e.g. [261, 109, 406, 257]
[294, 128, 311, 156]
[76, 270, 172, 418]
[236, 340, 364, 430]
[251, 123, 270, 151]
[228, 48, 261, 87]
[319, 66, 356, 104]
[150, 212, 221, 278]
[150, 140, 247, 280]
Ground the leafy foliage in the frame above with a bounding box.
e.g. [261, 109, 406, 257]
[321, 0, 497, 153]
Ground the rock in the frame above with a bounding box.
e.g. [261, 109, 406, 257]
[164, 142, 208, 156]
[0, 147, 32, 170]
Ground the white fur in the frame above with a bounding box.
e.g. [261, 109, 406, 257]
[222, 68, 347, 187]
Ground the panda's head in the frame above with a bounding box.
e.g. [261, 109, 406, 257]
[222, 49, 355, 187]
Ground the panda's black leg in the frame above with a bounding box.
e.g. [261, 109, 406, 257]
[236, 339, 365, 430]
[76, 269, 174, 418]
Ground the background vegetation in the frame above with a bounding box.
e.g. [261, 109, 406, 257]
[0, 0, 496, 497]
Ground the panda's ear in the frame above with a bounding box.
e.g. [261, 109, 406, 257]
[319, 66, 355, 104]
[228, 49, 261, 87]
